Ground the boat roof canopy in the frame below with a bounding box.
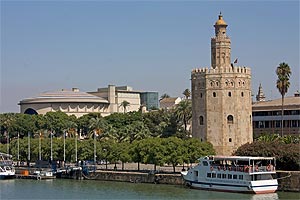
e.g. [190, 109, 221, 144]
[202, 155, 275, 161]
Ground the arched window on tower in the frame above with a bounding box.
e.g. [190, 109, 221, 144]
[199, 116, 204, 125]
[213, 92, 216, 97]
[227, 115, 234, 124]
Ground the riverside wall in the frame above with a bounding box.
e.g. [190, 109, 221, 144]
[86, 170, 299, 192]
[277, 171, 300, 192]
[84, 170, 184, 185]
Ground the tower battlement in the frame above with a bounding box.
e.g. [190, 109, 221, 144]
[192, 66, 251, 75]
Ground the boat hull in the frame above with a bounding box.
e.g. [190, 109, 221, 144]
[185, 180, 277, 194]
[0, 174, 15, 180]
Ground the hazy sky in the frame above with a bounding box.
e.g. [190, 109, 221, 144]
[1, 1, 299, 113]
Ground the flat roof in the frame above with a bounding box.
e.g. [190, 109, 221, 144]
[204, 155, 275, 161]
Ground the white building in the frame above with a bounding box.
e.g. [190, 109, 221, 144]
[19, 85, 158, 117]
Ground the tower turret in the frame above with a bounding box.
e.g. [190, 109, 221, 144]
[211, 13, 231, 69]
[256, 83, 266, 102]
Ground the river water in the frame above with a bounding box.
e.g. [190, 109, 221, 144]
[1, 179, 299, 200]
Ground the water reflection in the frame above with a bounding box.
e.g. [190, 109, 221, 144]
[250, 193, 279, 200]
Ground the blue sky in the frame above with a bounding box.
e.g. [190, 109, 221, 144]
[1, 1, 299, 113]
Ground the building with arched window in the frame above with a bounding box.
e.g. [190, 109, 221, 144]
[19, 85, 158, 117]
[191, 13, 253, 155]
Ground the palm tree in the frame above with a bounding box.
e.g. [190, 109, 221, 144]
[182, 89, 191, 99]
[88, 117, 108, 139]
[120, 100, 130, 113]
[276, 62, 291, 136]
[174, 100, 192, 132]
[160, 93, 170, 100]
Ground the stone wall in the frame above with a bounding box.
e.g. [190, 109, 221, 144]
[277, 171, 300, 192]
[84, 171, 183, 185]
[86, 170, 299, 192]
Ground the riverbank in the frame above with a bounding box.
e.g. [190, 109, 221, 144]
[14, 163, 300, 192]
[83, 170, 300, 192]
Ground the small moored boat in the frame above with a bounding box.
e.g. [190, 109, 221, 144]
[0, 152, 15, 179]
[181, 156, 278, 194]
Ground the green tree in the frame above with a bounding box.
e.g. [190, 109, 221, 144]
[129, 140, 144, 171]
[120, 100, 130, 113]
[276, 62, 291, 136]
[43, 111, 70, 137]
[174, 100, 192, 133]
[88, 117, 108, 139]
[234, 141, 300, 171]
[140, 138, 164, 171]
[160, 93, 170, 100]
[162, 137, 184, 172]
[182, 89, 191, 99]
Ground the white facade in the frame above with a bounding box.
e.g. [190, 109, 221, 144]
[19, 85, 151, 117]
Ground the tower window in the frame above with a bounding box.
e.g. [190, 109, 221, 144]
[227, 115, 234, 124]
[200, 93, 203, 98]
[228, 92, 231, 97]
[241, 92, 244, 97]
[199, 116, 204, 125]
[213, 92, 216, 97]
[229, 138, 232, 142]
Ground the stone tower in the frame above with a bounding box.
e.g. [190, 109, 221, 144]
[191, 13, 253, 156]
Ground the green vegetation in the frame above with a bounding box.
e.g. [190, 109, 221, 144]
[276, 62, 291, 136]
[234, 134, 300, 171]
[0, 108, 214, 171]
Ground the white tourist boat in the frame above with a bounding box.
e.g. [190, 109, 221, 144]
[0, 152, 15, 179]
[181, 156, 278, 194]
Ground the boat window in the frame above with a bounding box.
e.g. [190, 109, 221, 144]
[203, 161, 208, 166]
[228, 174, 232, 179]
[222, 174, 226, 179]
[207, 173, 211, 178]
[239, 175, 243, 180]
[195, 171, 198, 177]
[217, 174, 221, 179]
[212, 173, 216, 178]
[233, 175, 237, 179]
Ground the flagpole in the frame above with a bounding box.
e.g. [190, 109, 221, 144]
[94, 130, 96, 165]
[6, 131, 9, 154]
[75, 132, 78, 164]
[28, 132, 30, 165]
[64, 131, 66, 164]
[17, 132, 19, 161]
[39, 132, 41, 160]
[50, 131, 53, 162]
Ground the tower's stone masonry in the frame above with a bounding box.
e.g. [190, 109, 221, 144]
[191, 14, 253, 155]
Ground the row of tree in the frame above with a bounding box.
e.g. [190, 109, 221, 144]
[0, 137, 214, 172]
[0, 99, 192, 145]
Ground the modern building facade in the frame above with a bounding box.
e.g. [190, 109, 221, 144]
[140, 92, 159, 111]
[252, 91, 300, 137]
[191, 13, 253, 156]
[19, 85, 159, 117]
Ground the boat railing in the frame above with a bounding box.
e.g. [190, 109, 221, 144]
[210, 164, 275, 173]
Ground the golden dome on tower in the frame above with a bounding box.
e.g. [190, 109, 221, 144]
[215, 12, 227, 26]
